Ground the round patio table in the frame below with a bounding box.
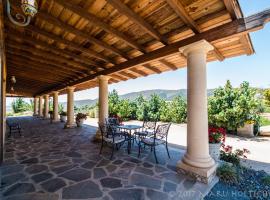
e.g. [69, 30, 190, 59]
[117, 125, 143, 154]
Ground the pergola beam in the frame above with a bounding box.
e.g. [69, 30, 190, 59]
[7, 30, 103, 69]
[37, 11, 128, 59]
[36, 9, 270, 95]
[7, 23, 112, 64]
[165, 0, 201, 34]
[53, 0, 144, 52]
[106, 0, 168, 44]
[7, 41, 95, 73]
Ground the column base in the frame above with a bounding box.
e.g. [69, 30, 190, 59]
[64, 123, 77, 129]
[177, 160, 217, 184]
[52, 119, 60, 123]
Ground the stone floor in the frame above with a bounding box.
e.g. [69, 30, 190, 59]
[1, 117, 217, 200]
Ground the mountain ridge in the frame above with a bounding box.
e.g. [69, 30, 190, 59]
[60, 89, 215, 107]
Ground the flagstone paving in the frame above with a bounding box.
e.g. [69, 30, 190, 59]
[1, 116, 217, 200]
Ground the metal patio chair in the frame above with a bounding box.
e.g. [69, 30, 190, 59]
[138, 123, 171, 164]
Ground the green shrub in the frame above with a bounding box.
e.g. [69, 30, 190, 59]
[11, 98, 30, 113]
[208, 80, 261, 132]
[261, 175, 270, 185]
[217, 164, 238, 184]
[259, 117, 270, 126]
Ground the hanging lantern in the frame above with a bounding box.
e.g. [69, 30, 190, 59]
[6, 0, 38, 27]
[21, 0, 38, 17]
[11, 76, 16, 84]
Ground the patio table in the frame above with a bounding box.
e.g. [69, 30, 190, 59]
[117, 125, 143, 154]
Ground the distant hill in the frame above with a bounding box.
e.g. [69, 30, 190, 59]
[60, 89, 215, 108]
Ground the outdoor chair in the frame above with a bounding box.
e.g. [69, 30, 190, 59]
[138, 123, 171, 164]
[105, 117, 128, 138]
[99, 122, 126, 160]
[134, 120, 157, 138]
[6, 121, 21, 137]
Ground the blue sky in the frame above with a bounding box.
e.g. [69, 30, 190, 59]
[6, 0, 270, 105]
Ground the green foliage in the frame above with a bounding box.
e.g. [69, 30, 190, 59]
[135, 95, 149, 121]
[259, 117, 270, 126]
[261, 175, 270, 186]
[220, 150, 241, 166]
[264, 89, 270, 106]
[217, 164, 238, 184]
[147, 94, 164, 121]
[208, 80, 261, 131]
[109, 89, 120, 116]
[58, 104, 64, 113]
[117, 99, 133, 121]
[11, 98, 30, 113]
[170, 96, 187, 123]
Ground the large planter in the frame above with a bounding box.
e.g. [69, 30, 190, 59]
[209, 143, 221, 161]
[76, 119, 85, 127]
[60, 115, 67, 122]
[237, 123, 254, 137]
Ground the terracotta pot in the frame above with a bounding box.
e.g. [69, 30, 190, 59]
[60, 115, 67, 122]
[76, 119, 85, 127]
[209, 143, 221, 161]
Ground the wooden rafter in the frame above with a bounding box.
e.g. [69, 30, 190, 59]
[142, 64, 162, 74]
[37, 9, 270, 95]
[7, 30, 104, 69]
[53, 0, 145, 52]
[165, 0, 200, 34]
[6, 23, 112, 64]
[7, 41, 95, 73]
[223, 0, 243, 19]
[166, 0, 224, 61]
[159, 59, 178, 70]
[106, 0, 168, 44]
[37, 11, 128, 59]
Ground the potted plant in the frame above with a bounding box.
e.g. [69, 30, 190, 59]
[76, 113, 87, 127]
[209, 127, 226, 161]
[60, 111, 67, 122]
[48, 110, 53, 123]
[237, 120, 255, 137]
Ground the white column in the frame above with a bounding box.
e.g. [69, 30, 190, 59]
[95, 75, 110, 140]
[65, 86, 76, 128]
[33, 97, 38, 116]
[38, 96, 43, 118]
[44, 94, 49, 119]
[177, 40, 217, 184]
[52, 91, 59, 122]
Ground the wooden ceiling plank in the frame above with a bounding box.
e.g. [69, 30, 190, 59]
[7, 48, 86, 76]
[106, 0, 168, 44]
[165, 0, 201, 34]
[7, 22, 112, 63]
[7, 41, 94, 73]
[53, 0, 144, 52]
[7, 30, 103, 69]
[159, 59, 178, 70]
[7, 58, 72, 79]
[37, 11, 128, 59]
[129, 68, 148, 77]
[142, 64, 162, 74]
[223, 0, 243, 19]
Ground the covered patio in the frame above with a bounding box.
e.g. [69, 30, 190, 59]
[2, 116, 213, 199]
[1, 0, 270, 199]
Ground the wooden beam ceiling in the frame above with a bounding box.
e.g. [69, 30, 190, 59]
[37, 10, 128, 60]
[53, 0, 145, 52]
[106, 0, 168, 44]
[37, 9, 270, 95]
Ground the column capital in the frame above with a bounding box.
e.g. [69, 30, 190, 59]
[52, 91, 59, 95]
[44, 94, 49, 98]
[66, 86, 76, 92]
[98, 75, 110, 82]
[179, 40, 214, 56]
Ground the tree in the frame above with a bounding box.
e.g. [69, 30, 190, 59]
[148, 94, 164, 121]
[264, 89, 270, 106]
[11, 98, 30, 113]
[135, 95, 149, 121]
[118, 99, 133, 121]
[108, 89, 120, 116]
[208, 80, 261, 132]
[170, 96, 187, 123]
